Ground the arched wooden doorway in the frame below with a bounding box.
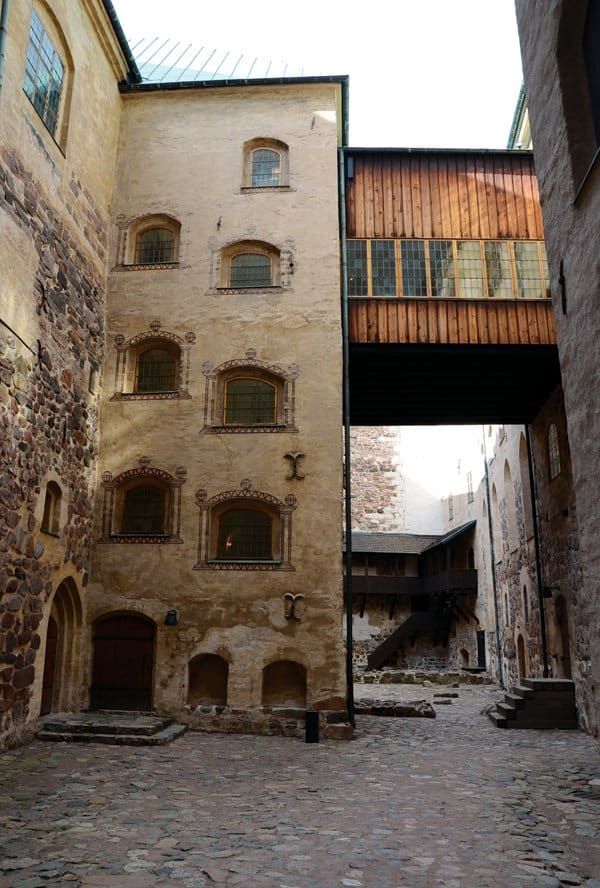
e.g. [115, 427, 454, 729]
[555, 596, 572, 679]
[91, 614, 155, 711]
[40, 578, 83, 715]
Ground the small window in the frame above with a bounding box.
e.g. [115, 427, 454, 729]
[41, 481, 61, 534]
[251, 149, 281, 186]
[224, 378, 276, 425]
[230, 253, 271, 288]
[429, 241, 456, 297]
[467, 471, 474, 504]
[135, 346, 178, 393]
[548, 423, 561, 479]
[23, 10, 64, 137]
[347, 240, 368, 296]
[135, 228, 175, 264]
[122, 485, 166, 535]
[217, 508, 272, 560]
[401, 240, 427, 297]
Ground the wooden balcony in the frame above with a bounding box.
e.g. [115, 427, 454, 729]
[351, 569, 478, 597]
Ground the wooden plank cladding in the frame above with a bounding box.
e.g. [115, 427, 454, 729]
[348, 298, 557, 346]
[345, 150, 544, 241]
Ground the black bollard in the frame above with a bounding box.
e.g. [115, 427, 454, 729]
[305, 709, 319, 743]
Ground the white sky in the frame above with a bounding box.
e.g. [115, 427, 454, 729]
[112, 0, 523, 148]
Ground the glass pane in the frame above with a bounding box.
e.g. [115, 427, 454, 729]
[456, 241, 484, 297]
[251, 149, 281, 186]
[429, 241, 455, 297]
[515, 242, 544, 298]
[347, 240, 368, 296]
[371, 240, 396, 296]
[484, 242, 513, 297]
[225, 378, 276, 424]
[230, 253, 271, 287]
[23, 13, 64, 136]
[539, 243, 550, 298]
[136, 348, 176, 392]
[401, 240, 427, 297]
[218, 509, 272, 559]
[135, 228, 174, 264]
[123, 486, 164, 534]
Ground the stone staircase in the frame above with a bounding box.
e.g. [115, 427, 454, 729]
[37, 711, 186, 745]
[488, 678, 577, 729]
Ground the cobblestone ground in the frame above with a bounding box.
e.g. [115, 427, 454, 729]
[0, 684, 598, 888]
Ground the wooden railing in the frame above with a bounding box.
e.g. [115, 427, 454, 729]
[351, 569, 477, 597]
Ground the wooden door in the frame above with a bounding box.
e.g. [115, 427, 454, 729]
[91, 615, 155, 711]
[40, 616, 58, 715]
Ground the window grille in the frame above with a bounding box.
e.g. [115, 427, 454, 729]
[217, 509, 272, 559]
[122, 486, 165, 534]
[135, 348, 177, 393]
[224, 378, 276, 424]
[23, 11, 64, 136]
[251, 149, 281, 186]
[230, 253, 272, 287]
[135, 228, 175, 264]
[346, 238, 550, 299]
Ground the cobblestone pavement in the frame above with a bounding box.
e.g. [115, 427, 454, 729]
[0, 684, 598, 888]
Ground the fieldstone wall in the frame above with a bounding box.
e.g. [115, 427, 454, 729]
[350, 427, 404, 531]
[516, 0, 600, 736]
[0, 146, 106, 749]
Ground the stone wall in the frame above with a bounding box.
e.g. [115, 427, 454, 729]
[350, 427, 404, 531]
[516, 0, 600, 736]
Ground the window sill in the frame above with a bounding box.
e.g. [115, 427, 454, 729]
[100, 533, 183, 544]
[40, 529, 60, 538]
[240, 185, 292, 194]
[195, 559, 293, 571]
[110, 390, 191, 401]
[215, 286, 283, 295]
[116, 262, 180, 271]
[203, 423, 295, 434]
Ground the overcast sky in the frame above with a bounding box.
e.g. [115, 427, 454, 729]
[112, 0, 524, 149]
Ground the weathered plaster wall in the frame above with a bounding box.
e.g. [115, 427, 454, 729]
[0, 0, 126, 748]
[88, 83, 346, 721]
[516, 0, 600, 736]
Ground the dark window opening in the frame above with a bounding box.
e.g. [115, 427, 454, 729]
[230, 253, 271, 288]
[251, 149, 281, 186]
[217, 508, 272, 560]
[135, 228, 175, 264]
[122, 485, 165, 535]
[224, 378, 276, 424]
[135, 347, 177, 393]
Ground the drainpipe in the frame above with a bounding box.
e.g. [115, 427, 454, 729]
[482, 426, 504, 689]
[339, 147, 355, 728]
[0, 0, 10, 94]
[524, 424, 550, 677]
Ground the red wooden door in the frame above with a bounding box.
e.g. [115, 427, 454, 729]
[91, 615, 155, 711]
[40, 616, 58, 715]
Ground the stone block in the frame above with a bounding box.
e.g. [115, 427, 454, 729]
[322, 723, 354, 741]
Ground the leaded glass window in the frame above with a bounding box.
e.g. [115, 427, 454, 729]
[230, 253, 271, 287]
[430, 241, 455, 297]
[135, 228, 175, 264]
[23, 11, 64, 136]
[401, 240, 427, 297]
[515, 242, 545, 298]
[135, 347, 177, 393]
[224, 378, 276, 425]
[485, 242, 513, 297]
[347, 240, 368, 296]
[122, 486, 165, 534]
[371, 240, 396, 296]
[456, 241, 484, 297]
[217, 508, 272, 559]
[251, 149, 281, 186]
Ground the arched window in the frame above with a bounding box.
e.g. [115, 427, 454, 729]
[262, 660, 307, 708]
[135, 345, 178, 393]
[224, 377, 276, 425]
[135, 227, 175, 264]
[243, 138, 289, 189]
[230, 252, 272, 288]
[41, 481, 61, 534]
[23, 7, 72, 144]
[548, 423, 561, 479]
[217, 507, 272, 560]
[195, 483, 297, 571]
[122, 485, 166, 535]
[99, 464, 186, 544]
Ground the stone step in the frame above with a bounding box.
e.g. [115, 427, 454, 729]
[487, 710, 508, 728]
[37, 723, 186, 746]
[504, 692, 527, 708]
[512, 684, 535, 699]
[521, 678, 575, 692]
[39, 712, 174, 737]
[496, 702, 517, 719]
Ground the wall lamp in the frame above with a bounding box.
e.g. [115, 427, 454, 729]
[164, 609, 178, 626]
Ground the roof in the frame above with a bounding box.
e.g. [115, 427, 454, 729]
[345, 520, 476, 556]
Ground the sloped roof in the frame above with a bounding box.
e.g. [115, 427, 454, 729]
[345, 520, 476, 556]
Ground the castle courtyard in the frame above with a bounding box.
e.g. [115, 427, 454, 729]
[0, 685, 598, 888]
